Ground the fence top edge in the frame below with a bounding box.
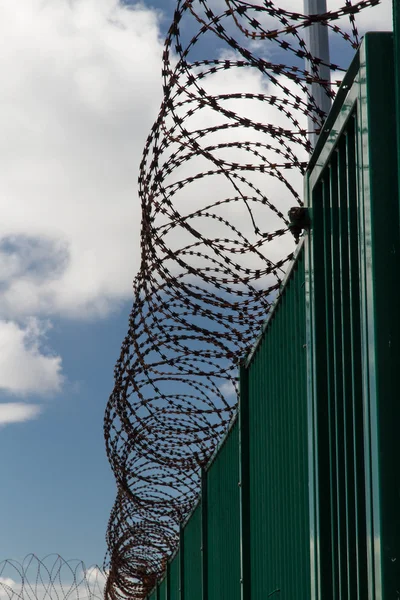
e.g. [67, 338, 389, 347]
[244, 238, 305, 369]
[307, 37, 362, 173]
[181, 494, 202, 530]
[179, 414, 239, 532]
[203, 413, 239, 473]
[242, 36, 385, 370]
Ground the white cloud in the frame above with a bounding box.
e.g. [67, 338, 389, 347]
[0, 562, 106, 600]
[0, 0, 166, 405]
[0, 577, 17, 600]
[0, 404, 42, 425]
[82, 566, 107, 590]
[218, 380, 237, 398]
[0, 578, 16, 588]
[0, 0, 389, 323]
[0, 319, 62, 396]
[354, 0, 392, 32]
[0, 0, 164, 320]
[0, 0, 390, 405]
[208, 0, 392, 33]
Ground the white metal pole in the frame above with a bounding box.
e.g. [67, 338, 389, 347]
[304, 0, 331, 149]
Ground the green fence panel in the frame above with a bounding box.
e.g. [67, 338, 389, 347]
[307, 32, 400, 600]
[151, 31, 400, 600]
[149, 590, 157, 600]
[169, 550, 180, 600]
[182, 503, 202, 600]
[158, 576, 167, 600]
[244, 245, 310, 599]
[206, 419, 240, 600]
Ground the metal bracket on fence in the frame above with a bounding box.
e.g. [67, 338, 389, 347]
[288, 207, 311, 243]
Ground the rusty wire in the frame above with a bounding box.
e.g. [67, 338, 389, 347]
[103, 1, 381, 598]
[0, 555, 106, 600]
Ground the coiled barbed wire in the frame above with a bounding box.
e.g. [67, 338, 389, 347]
[104, 1, 381, 598]
[0, 555, 106, 600]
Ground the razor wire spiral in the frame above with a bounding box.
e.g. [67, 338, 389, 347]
[0, 555, 106, 600]
[104, 1, 381, 598]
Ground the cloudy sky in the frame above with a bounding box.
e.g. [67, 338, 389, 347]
[0, 0, 392, 572]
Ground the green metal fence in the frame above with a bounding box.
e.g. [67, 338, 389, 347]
[182, 503, 202, 600]
[169, 550, 180, 600]
[145, 247, 310, 600]
[147, 419, 241, 600]
[206, 419, 240, 600]
[242, 247, 310, 599]
[306, 32, 400, 599]
[147, 32, 400, 600]
[159, 577, 167, 600]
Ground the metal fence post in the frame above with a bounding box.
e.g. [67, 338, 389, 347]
[166, 562, 170, 600]
[304, 0, 331, 149]
[239, 362, 250, 600]
[393, 0, 400, 201]
[304, 173, 320, 600]
[201, 469, 208, 600]
[179, 526, 184, 600]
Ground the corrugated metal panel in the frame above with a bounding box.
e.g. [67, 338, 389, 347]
[182, 503, 202, 600]
[307, 32, 400, 599]
[246, 246, 310, 599]
[158, 576, 167, 600]
[206, 419, 240, 600]
[309, 116, 368, 599]
[357, 34, 400, 598]
[169, 550, 180, 600]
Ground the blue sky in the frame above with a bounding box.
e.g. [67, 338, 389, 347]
[0, 0, 392, 576]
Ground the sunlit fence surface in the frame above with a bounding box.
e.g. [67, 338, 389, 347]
[0, 555, 106, 600]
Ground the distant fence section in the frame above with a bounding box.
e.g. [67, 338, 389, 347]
[150, 419, 241, 600]
[0, 555, 106, 600]
[147, 32, 400, 600]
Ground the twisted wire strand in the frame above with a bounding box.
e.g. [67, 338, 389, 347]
[0, 555, 106, 600]
[103, 1, 381, 597]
